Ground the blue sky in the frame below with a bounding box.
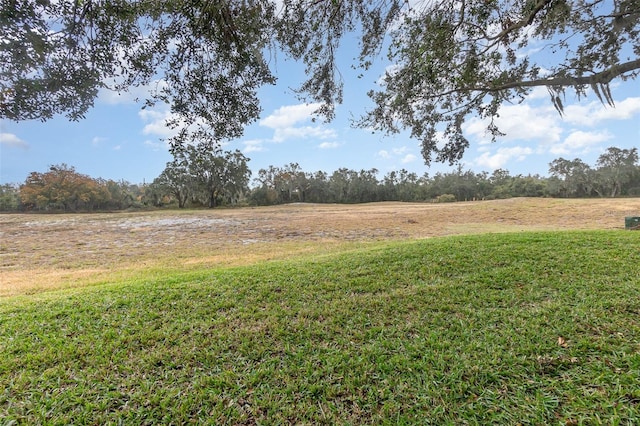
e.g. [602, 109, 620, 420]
[1, 35, 639, 185]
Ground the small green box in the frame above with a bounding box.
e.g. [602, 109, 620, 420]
[625, 216, 640, 230]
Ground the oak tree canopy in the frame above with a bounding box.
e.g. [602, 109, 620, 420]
[2, 0, 639, 163]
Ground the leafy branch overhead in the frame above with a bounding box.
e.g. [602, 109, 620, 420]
[1, 0, 639, 163]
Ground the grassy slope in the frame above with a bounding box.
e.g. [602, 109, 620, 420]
[1, 231, 639, 424]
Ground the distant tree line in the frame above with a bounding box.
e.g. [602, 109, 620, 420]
[249, 147, 639, 205]
[1, 146, 638, 212]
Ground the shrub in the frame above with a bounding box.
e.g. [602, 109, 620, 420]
[435, 193, 457, 203]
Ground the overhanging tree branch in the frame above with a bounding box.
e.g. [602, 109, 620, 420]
[478, 58, 640, 92]
[487, 0, 553, 42]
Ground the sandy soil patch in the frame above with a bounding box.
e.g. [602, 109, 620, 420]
[1, 198, 638, 297]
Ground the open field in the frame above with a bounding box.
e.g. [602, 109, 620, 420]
[2, 197, 639, 297]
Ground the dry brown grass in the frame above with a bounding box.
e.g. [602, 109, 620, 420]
[2, 197, 639, 297]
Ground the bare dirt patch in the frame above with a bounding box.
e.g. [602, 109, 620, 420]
[2, 198, 639, 297]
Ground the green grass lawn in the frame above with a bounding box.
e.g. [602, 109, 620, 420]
[2, 231, 639, 424]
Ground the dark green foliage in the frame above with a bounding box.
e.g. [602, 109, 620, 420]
[246, 146, 639, 205]
[549, 148, 639, 198]
[0, 183, 20, 211]
[153, 146, 251, 208]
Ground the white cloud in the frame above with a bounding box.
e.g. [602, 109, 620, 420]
[259, 103, 338, 144]
[528, 86, 550, 100]
[273, 126, 336, 143]
[318, 141, 340, 149]
[465, 103, 563, 144]
[470, 91, 640, 149]
[516, 46, 543, 59]
[92, 136, 107, 146]
[139, 108, 179, 139]
[143, 139, 168, 151]
[549, 130, 613, 156]
[260, 103, 322, 129]
[377, 150, 391, 159]
[400, 154, 418, 164]
[243, 139, 266, 153]
[99, 76, 166, 105]
[473, 146, 534, 170]
[377, 64, 401, 86]
[392, 146, 409, 155]
[376, 146, 419, 164]
[138, 107, 208, 142]
[0, 133, 28, 149]
[100, 87, 146, 105]
[272, 0, 286, 16]
[564, 97, 640, 126]
[433, 130, 448, 150]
